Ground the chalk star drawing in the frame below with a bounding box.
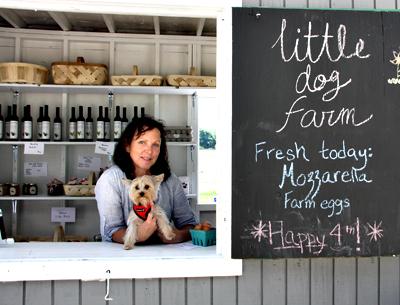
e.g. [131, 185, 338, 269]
[366, 221, 383, 242]
[388, 51, 400, 84]
[250, 220, 267, 242]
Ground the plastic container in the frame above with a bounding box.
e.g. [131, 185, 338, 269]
[190, 229, 216, 247]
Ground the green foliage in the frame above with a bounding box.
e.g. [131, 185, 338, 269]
[199, 129, 216, 149]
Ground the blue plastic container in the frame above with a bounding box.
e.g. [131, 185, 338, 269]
[190, 229, 216, 247]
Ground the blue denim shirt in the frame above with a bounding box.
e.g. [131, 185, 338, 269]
[95, 165, 197, 242]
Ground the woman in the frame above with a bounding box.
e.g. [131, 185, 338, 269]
[95, 116, 197, 244]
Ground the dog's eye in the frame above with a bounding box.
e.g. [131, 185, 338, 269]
[144, 185, 150, 190]
[135, 185, 139, 190]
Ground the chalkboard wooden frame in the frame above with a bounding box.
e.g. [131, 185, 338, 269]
[232, 7, 400, 259]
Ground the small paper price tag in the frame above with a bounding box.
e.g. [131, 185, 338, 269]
[95, 141, 115, 155]
[51, 207, 76, 223]
[24, 142, 44, 155]
[78, 155, 101, 171]
[24, 162, 48, 177]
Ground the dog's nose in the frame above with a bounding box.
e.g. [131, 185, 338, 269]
[139, 192, 145, 197]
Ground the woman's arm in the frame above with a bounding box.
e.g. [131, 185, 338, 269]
[112, 210, 159, 244]
[95, 168, 128, 242]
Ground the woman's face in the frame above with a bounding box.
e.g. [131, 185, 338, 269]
[127, 127, 161, 176]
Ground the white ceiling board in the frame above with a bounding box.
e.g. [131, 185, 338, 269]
[0, 6, 217, 36]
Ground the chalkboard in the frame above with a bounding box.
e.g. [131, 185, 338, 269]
[232, 8, 400, 258]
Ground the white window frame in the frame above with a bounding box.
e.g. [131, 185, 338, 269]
[0, 0, 242, 281]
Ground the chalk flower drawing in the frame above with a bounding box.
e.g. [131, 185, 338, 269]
[388, 51, 400, 85]
[250, 220, 267, 242]
[366, 221, 383, 242]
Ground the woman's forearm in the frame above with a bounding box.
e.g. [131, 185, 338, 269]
[111, 228, 127, 244]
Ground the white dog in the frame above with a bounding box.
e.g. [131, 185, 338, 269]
[122, 174, 175, 250]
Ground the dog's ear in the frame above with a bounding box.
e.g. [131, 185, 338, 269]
[152, 174, 164, 191]
[154, 174, 164, 183]
[122, 178, 132, 186]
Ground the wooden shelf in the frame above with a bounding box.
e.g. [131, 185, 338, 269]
[0, 194, 197, 201]
[0, 83, 216, 97]
[0, 140, 196, 146]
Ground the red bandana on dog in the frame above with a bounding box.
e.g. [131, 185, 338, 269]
[133, 205, 151, 221]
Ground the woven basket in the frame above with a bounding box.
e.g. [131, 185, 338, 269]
[51, 57, 108, 85]
[111, 65, 162, 86]
[63, 172, 95, 196]
[63, 184, 95, 196]
[0, 62, 48, 84]
[166, 67, 216, 87]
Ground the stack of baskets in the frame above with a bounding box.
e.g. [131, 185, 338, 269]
[0, 60, 216, 88]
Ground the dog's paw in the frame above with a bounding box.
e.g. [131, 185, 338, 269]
[164, 230, 176, 240]
[123, 242, 134, 250]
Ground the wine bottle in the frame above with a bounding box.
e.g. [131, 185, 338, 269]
[104, 107, 111, 141]
[9, 104, 19, 140]
[132, 106, 138, 121]
[5, 106, 11, 140]
[121, 107, 128, 133]
[85, 107, 93, 141]
[69, 107, 77, 141]
[76, 105, 85, 141]
[113, 105, 122, 141]
[41, 105, 51, 141]
[53, 107, 62, 141]
[140, 106, 145, 118]
[0, 104, 4, 141]
[37, 106, 43, 141]
[96, 106, 104, 141]
[22, 105, 33, 140]
[0, 208, 6, 240]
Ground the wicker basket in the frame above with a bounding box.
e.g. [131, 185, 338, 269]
[51, 56, 108, 85]
[63, 184, 95, 196]
[111, 65, 162, 86]
[166, 67, 216, 87]
[0, 62, 48, 84]
[63, 172, 95, 196]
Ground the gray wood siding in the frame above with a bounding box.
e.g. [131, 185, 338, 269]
[2, 0, 400, 304]
[1, 258, 400, 304]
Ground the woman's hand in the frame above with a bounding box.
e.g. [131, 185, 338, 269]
[136, 208, 158, 242]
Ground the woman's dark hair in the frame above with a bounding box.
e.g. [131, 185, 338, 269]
[113, 116, 171, 180]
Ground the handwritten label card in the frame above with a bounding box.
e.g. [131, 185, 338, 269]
[24, 142, 45, 155]
[77, 155, 101, 171]
[95, 141, 115, 156]
[51, 207, 76, 223]
[24, 162, 47, 177]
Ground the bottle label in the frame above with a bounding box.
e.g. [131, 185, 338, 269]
[69, 122, 77, 140]
[23, 121, 33, 140]
[96, 121, 104, 140]
[114, 121, 122, 140]
[42, 121, 50, 140]
[122, 121, 128, 133]
[104, 122, 111, 140]
[9, 120, 18, 139]
[53, 123, 62, 141]
[85, 122, 93, 140]
[5, 122, 10, 139]
[77, 121, 85, 139]
[37, 122, 42, 140]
